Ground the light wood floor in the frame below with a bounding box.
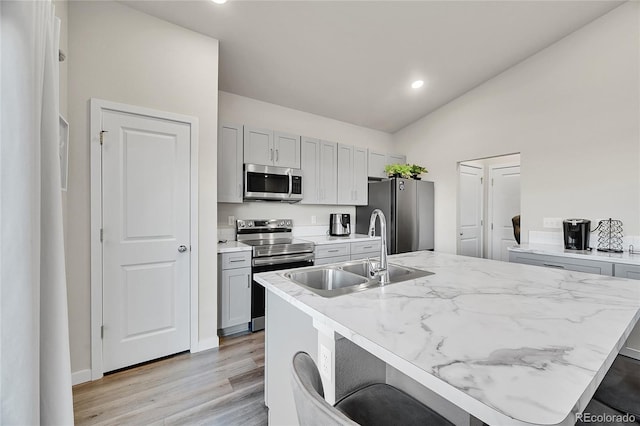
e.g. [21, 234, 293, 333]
[73, 331, 268, 425]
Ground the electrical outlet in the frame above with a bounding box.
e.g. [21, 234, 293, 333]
[543, 217, 563, 229]
[319, 344, 331, 379]
[228, 215, 235, 226]
[311, 215, 317, 224]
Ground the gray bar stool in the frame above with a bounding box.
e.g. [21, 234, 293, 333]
[291, 351, 454, 426]
[576, 355, 640, 426]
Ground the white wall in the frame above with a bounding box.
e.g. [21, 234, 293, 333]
[218, 91, 394, 230]
[67, 1, 219, 377]
[395, 3, 640, 254]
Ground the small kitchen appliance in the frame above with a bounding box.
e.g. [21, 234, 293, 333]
[563, 219, 591, 250]
[329, 213, 351, 236]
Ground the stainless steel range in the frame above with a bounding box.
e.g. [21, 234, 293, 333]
[237, 219, 314, 331]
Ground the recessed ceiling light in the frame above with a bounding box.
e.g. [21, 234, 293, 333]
[411, 80, 424, 89]
[212, 0, 227, 4]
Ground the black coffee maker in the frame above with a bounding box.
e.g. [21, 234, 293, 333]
[563, 219, 591, 250]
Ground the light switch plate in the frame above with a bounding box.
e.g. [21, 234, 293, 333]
[311, 215, 317, 224]
[319, 344, 331, 379]
[228, 215, 235, 226]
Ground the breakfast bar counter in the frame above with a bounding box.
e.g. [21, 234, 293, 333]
[255, 251, 640, 426]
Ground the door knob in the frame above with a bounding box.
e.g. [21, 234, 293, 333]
[178, 245, 188, 253]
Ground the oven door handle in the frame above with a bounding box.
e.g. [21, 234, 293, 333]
[253, 253, 314, 267]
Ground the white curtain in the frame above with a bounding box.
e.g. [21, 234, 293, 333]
[1, 1, 74, 424]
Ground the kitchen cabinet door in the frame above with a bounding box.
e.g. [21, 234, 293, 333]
[613, 263, 640, 360]
[218, 123, 243, 203]
[300, 137, 320, 205]
[319, 140, 338, 204]
[274, 131, 301, 169]
[388, 153, 406, 165]
[353, 147, 368, 206]
[220, 267, 251, 329]
[368, 150, 387, 179]
[244, 126, 273, 166]
[337, 144, 354, 205]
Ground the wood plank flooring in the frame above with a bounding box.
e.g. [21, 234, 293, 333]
[73, 331, 268, 425]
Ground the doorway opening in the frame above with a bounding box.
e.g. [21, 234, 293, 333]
[457, 153, 521, 261]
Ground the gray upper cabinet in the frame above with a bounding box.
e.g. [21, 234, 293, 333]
[243, 126, 301, 168]
[243, 126, 273, 166]
[388, 153, 407, 165]
[300, 137, 320, 204]
[319, 141, 338, 204]
[301, 137, 338, 205]
[218, 123, 243, 203]
[273, 131, 301, 169]
[337, 144, 368, 206]
[353, 147, 368, 205]
[337, 144, 354, 205]
[367, 150, 407, 179]
[368, 150, 387, 179]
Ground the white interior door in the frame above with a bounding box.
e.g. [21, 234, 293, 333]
[102, 109, 191, 372]
[458, 164, 484, 257]
[489, 165, 521, 261]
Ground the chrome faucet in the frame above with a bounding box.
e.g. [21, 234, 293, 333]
[368, 209, 389, 285]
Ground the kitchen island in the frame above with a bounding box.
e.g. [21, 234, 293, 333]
[255, 251, 640, 426]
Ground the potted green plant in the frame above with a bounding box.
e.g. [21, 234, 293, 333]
[384, 164, 412, 179]
[409, 164, 428, 180]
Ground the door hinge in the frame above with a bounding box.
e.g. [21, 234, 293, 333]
[99, 130, 108, 145]
[100, 228, 104, 242]
[100, 325, 104, 339]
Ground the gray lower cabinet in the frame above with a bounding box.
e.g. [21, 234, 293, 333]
[508, 252, 613, 276]
[613, 263, 640, 360]
[315, 243, 350, 266]
[350, 240, 381, 261]
[218, 252, 252, 336]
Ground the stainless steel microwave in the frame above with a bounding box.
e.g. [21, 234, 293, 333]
[244, 164, 303, 202]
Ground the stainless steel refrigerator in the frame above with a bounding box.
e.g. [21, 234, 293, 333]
[356, 179, 434, 254]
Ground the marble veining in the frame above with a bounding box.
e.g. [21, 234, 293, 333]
[254, 251, 640, 426]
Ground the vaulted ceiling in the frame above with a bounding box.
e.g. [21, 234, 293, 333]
[123, 0, 624, 133]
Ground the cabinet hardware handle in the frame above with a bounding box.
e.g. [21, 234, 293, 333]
[230, 259, 245, 263]
[238, 183, 242, 198]
[328, 249, 339, 253]
[362, 246, 372, 249]
[270, 149, 273, 161]
[543, 263, 565, 269]
[276, 149, 279, 162]
[247, 278, 250, 288]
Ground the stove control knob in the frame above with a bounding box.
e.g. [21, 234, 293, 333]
[237, 221, 244, 228]
[286, 220, 292, 227]
[247, 221, 254, 227]
[278, 220, 284, 226]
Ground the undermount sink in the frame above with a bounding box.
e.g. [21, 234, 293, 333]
[283, 260, 434, 298]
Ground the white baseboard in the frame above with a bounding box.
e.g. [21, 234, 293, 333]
[72, 369, 92, 385]
[193, 336, 219, 353]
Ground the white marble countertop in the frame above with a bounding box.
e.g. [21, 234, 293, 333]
[255, 251, 640, 426]
[217, 241, 251, 254]
[299, 234, 381, 245]
[509, 243, 640, 266]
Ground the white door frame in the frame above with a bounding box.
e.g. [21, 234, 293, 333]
[487, 162, 520, 260]
[90, 98, 199, 380]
